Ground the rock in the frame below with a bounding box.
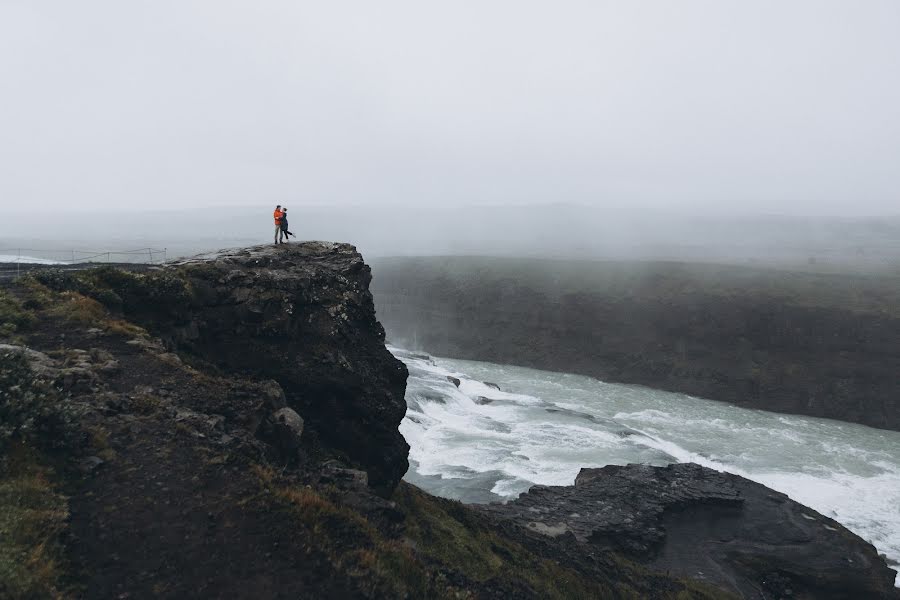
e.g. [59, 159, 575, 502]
[98, 359, 120, 374]
[0, 344, 59, 377]
[153, 243, 409, 494]
[447, 376, 461, 387]
[126, 337, 166, 353]
[320, 461, 368, 487]
[272, 407, 304, 439]
[262, 407, 305, 460]
[483, 381, 501, 391]
[59, 366, 99, 394]
[79, 456, 105, 473]
[475, 397, 494, 405]
[478, 463, 898, 599]
[90, 348, 116, 363]
[157, 352, 182, 366]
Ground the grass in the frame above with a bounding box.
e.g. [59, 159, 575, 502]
[0, 443, 71, 599]
[45, 292, 107, 326]
[0, 290, 35, 339]
[16, 277, 151, 339]
[251, 463, 730, 599]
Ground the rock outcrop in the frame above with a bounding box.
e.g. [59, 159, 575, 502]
[478, 463, 898, 599]
[372, 256, 900, 431]
[5, 245, 899, 598]
[155, 243, 409, 493]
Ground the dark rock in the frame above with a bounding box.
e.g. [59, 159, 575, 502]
[447, 376, 461, 387]
[270, 407, 304, 453]
[475, 397, 494, 405]
[78, 456, 105, 473]
[157, 242, 408, 494]
[483, 381, 501, 390]
[320, 462, 368, 487]
[478, 463, 898, 599]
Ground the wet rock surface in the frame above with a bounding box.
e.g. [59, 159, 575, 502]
[478, 463, 898, 598]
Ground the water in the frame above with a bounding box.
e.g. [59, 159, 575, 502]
[391, 346, 900, 580]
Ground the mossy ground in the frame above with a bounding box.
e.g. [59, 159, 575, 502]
[254, 465, 732, 599]
[0, 267, 739, 599]
[0, 444, 71, 599]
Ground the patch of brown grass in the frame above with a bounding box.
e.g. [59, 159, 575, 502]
[0, 289, 36, 340]
[0, 443, 72, 599]
[105, 319, 147, 338]
[131, 393, 164, 415]
[46, 292, 108, 326]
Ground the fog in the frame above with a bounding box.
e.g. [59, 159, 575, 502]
[1, 206, 899, 274]
[2, 1, 900, 220]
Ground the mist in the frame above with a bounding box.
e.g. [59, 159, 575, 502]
[2, 0, 900, 219]
[1, 205, 898, 273]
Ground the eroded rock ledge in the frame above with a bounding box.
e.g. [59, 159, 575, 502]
[478, 463, 898, 599]
[158, 242, 409, 493]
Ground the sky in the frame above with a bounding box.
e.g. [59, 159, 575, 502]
[1, 1, 899, 215]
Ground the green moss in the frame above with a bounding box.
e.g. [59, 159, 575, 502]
[27, 267, 190, 320]
[254, 465, 730, 599]
[0, 443, 72, 599]
[394, 484, 621, 599]
[0, 348, 81, 455]
[0, 290, 35, 338]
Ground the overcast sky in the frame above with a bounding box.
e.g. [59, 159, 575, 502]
[1, 1, 899, 215]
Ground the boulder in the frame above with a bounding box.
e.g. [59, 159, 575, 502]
[272, 407, 304, 441]
[479, 463, 898, 599]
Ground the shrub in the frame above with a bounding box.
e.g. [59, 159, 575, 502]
[0, 291, 35, 338]
[0, 348, 81, 458]
[29, 267, 190, 321]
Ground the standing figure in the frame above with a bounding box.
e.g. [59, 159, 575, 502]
[273, 205, 284, 244]
[281, 207, 295, 241]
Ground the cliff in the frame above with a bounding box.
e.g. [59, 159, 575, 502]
[1, 244, 896, 598]
[372, 256, 900, 431]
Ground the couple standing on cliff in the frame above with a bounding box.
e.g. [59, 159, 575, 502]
[273, 205, 295, 244]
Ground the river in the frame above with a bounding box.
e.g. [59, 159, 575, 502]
[391, 346, 900, 580]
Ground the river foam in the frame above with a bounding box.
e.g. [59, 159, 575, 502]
[392, 346, 900, 581]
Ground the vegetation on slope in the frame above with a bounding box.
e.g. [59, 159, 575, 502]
[0, 267, 735, 598]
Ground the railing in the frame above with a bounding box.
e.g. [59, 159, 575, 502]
[0, 247, 166, 263]
[0, 248, 167, 280]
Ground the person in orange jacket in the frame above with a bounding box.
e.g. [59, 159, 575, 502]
[273, 205, 284, 244]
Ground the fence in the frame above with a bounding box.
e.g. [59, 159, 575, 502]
[0, 247, 167, 281]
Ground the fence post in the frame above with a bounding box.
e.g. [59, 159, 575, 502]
[16, 248, 20, 277]
[148, 248, 153, 264]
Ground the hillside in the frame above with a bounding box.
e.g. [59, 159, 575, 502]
[0, 244, 896, 598]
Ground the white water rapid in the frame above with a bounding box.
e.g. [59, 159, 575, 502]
[391, 346, 900, 582]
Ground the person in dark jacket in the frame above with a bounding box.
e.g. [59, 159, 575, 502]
[280, 207, 295, 241]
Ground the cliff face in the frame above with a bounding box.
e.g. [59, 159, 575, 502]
[3, 245, 898, 599]
[372, 256, 900, 431]
[150, 243, 411, 493]
[3, 244, 737, 599]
